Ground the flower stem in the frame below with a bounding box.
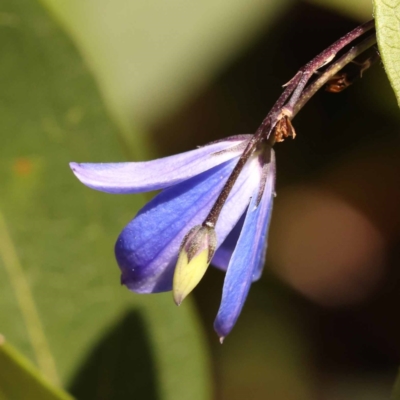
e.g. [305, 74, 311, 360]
[261, 19, 375, 142]
[292, 32, 377, 117]
[203, 135, 259, 228]
[203, 19, 376, 229]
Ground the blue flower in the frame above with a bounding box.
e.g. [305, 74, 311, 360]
[70, 134, 276, 340]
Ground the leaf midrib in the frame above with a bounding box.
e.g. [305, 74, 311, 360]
[0, 208, 60, 386]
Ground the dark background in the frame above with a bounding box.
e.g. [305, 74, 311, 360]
[152, 3, 400, 399]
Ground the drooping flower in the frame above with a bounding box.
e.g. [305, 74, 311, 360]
[71, 135, 275, 339]
[69, 19, 378, 340]
[70, 135, 275, 338]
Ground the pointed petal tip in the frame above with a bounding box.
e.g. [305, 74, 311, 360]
[69, 162, 85, 182]
[69, 162, 79, 174]
[173, 293, 184, 306]
[214, 319, 232, 341]
[173, 241, 211, 304]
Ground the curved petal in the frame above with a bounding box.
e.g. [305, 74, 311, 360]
[70, 136, 251, 194]
[214, 151, 275, 340]
[117, 155, 262, 294]
[251, 154, 276, 282]
[211, 213, 245, 271]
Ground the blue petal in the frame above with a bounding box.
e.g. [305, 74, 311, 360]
[117, 156, 261, 293]
[70, 136, 250, 194]
[214, 151, 275, 339]
[211, 205, 272, 280]
[211, 213, 245, 271]
[251, 197, 274, 281]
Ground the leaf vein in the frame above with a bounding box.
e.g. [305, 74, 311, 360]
[0, 209, 60, 386]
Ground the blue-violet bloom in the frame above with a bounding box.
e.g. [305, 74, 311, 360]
[70, 134, 276, 340]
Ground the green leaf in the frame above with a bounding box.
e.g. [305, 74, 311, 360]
[392, 368, 400, 399]
[0, 1, 211, 399]
[215, 281, 315, 400]
[374, 0, 400, 108]
[0, 337, 73, 400]
[40, 0, 294, 130]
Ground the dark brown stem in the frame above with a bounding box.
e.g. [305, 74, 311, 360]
[202, 19, 375, 228]
[292, 33, 377, 117]
[257, 19, 375, 141]
[280, 19, 375, 119]
[203, 135, 260, 227]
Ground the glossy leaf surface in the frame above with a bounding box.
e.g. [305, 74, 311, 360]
[374, 0, 400, 108]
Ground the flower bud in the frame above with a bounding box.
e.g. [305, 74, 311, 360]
[173, 225, 217, 305]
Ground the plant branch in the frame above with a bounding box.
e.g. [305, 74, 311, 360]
[256, 19, 375, 142]
[292, 32, 377, 117]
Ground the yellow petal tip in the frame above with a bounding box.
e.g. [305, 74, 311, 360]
[173, 248, 209, 302]
[173, 225, 217, 302]
[173, 293, 183, 306]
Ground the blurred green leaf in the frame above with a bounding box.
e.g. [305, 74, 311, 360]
[374, 0, 400, 109]
[392, 368, 400, 400]
[0, 336, 73, 400]
[0, 1, 211, 399]
[214, 279, 315, 400]
[40, 0, 294, 131]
